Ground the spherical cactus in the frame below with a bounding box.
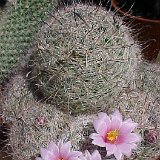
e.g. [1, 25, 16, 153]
[26, 4, 141, 115]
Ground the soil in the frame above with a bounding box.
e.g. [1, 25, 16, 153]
[118, 0, 160, 19]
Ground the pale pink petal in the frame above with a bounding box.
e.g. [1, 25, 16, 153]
[120, 121, 138, 135]
[98, 112, 107, 119]
[103, 115, 111, 131]
[89, 133, 99, 139]
[93, 118, 108, 137]
[130, 143, 138, 150]
[91, 150, 102, 160]
[68, 151, 82, 158]
[60, 141, 71, 159]
[93, 117, 100, 132]
[111, 109, 123, 122]
[79, 155, 86, 160]
[35, 157, 43, 160]
[124, 118, 133, 123]
[116, 143, 132, 157]
[48, 141, 59, 158]
[110, 117, 122, 130]
[114, 134, 126, 144]
[114, 149, 123, 160]
[69, 158, 81, 160]
[106, 143, 116, 156]
[97, 112, 111, 130]
[85, 150, 92, 159]
[40, 147, 55, 160]
[58, 140, 63, 148]
[90, 134, 106, 147]
[124, 133, 141, 143]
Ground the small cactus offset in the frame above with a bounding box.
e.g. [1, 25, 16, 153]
[26, 4, 141, 114]
[0, 0, 58, 83]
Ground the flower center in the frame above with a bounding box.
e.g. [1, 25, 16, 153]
[58, 158, 64, 160]
[106, 130, 119, 143]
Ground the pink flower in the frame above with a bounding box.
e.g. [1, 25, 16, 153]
[36, 140, 82, 160]
[90, 110, 141, 160]
[80, 150, 101, 160]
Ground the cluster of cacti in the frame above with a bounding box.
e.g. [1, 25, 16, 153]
[0, 0, 58, 84]
[2, 74, 159, 160]
[1, 3, 160, 160]
[26, 4, 141, 114]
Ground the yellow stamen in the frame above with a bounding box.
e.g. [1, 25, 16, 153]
[106, 130, 119, 142]
[58, 158, 64, 160]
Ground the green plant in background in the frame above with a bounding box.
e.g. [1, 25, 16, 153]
[0, 0, 58, 83]
[26, 4, 141, 114]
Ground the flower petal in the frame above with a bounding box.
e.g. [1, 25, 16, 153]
[89, 133, 99, 139]
[58, 140, 63, 148]
[103, 116, 111, 131]
[93, 118, 108, 137]
[120, 120, 138, 134]
[124, 133, 141, 143]
[35, 157, 43, 160]
[114, 149, 123, 160]
[106, 143, 116, 156]
[98, 112, 107, 119]
[48, 141, 59, 158]
[69, 158, 81, 160]
[131, 143, 138, 150]
[116, 143, 132, 157]
[68, 151, 82, 158]
[60, 141, 71, 159]
[98, 113, 111, 128]
[91, 150, 102, 160]
[85, 150, 91, 159]
[40, 147, 55, 160]
[110, 117, 122, 130]
[90, 133, 106, 147]
[111, 109, 123, 122]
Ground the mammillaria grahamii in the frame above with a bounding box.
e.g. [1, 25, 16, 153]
[90, 110, 141, 160]
[36, 140, 82, 160]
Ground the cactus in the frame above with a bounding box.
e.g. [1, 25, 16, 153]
[26, 4, 141, 114]
[0, 0, 58, 84]
[134, 61, 160, 95]
[1, 74, 71, 159]
[2, 75, 160, 160]
[1, 3, 159, 160]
